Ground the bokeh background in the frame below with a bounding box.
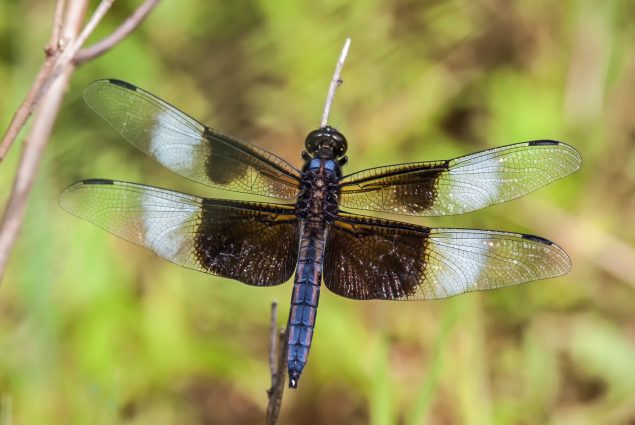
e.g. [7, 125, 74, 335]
[1, 1, 635, 424]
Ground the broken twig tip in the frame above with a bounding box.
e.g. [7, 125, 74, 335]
[320, 37, 352, 128]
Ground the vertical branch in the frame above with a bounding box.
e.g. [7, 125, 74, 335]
[46, 0, 67, 55]
[266, 328, 288, 425]
[266, 301, 287, 424]
[320, 37, 351, 127]
[268, 301, 279, 385]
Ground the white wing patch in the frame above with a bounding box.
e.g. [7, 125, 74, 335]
[142, 191, 198, 259]
[427, 237, 490, 297]
[149, 109, 204, 172]
[445, 153, 502, 213]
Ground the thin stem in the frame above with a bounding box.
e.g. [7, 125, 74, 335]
[0, 0, 158, 163]
[0, 0, 88, 283]
[0, 60, 56, 162]
[46, 0, 67, 55]
[0, 0, 158, 282]
[0, 0, 113, 164]
[320, 37, 351, 128]
[75, 0, 160, 65]
[266, 328, 288, 425]
[43, 0, 115, 86]
[268, 301, 278, 388]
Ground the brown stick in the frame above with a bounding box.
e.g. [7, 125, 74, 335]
[0, 0, 161, 282]
[21, 0, 69, 147]
[38, 0, 115, 99]
[268, 301, 279, 386]
[0, 58, 57, 162]
[45, 0, 67, 55]
[75, 0, 160, 65]
[266, 326, 288, 425]
[0, 1, 88, 282]
[0, 0, 161, 164]
[0, 0, 114, 164]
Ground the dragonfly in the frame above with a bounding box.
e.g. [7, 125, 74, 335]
[60, 79, 581, 388]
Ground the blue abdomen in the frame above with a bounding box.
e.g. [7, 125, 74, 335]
[287, 224, 326, 388]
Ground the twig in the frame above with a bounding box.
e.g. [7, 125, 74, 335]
[0, 58, 56, 162]
[320, 37, 351, 128]
[46, 0, 67, 55]
[0, 0, 73, 165]
[0, 0, 88, 283]
[0, 0, 161, 282]
[41, 0, 115, 95]
[0, 0, 114, 164]
[75, 0, 160, 65]
[268, 301, 279, 386]
[0, 74, 73, 285]
[0, 0, 161, 164]
[266, 327, 288, 425]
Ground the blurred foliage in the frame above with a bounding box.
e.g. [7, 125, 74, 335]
[1, 0, 635, 424]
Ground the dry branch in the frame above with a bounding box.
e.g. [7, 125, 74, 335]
[0, 0, 161, 283]
[266, 300, 287, 425]
[75, 0, 160, 65]
[321, 37, 351, 128]
[46, 0, 67, 55]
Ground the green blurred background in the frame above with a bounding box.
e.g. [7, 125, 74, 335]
[1, 1, 635, 424]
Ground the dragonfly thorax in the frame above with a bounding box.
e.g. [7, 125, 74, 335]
[297, 157, 340, 222]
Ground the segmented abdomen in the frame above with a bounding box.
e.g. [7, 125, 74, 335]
[287, 222, 326, 388]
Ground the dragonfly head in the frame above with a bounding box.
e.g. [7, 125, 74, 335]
[305, 126, 348, 158]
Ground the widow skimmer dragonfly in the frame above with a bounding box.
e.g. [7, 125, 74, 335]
[60, 79, 581, 388]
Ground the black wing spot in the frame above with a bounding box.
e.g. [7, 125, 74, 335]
[203, 128, 247, 185]
[83, 178, 114, 185]
[528, 140, 560, 146]
[108, 79, 138, 91]
[522, 234, 553, 245]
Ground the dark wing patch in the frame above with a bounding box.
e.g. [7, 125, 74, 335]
[338, 141, 581, 216]
[59, 180, 301, 285]
[323, 212, 571, 300]
[83, 79, 301, 199]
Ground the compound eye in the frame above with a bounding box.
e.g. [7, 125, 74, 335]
[305, 128, 327, 153]
[334, 134, 348, 157]
[305, 139, 317, 153]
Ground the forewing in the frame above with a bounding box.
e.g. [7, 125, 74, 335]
[83, 79, 301, 199]
[60, 179, 300, 285]
[338, 141, 581, 216]
[323, 212, 571, 300]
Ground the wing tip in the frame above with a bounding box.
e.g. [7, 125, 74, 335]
[83, 79, 139, 105]
[59, 179, 116, 212]
[527, 140, 583, 172]
[58, 181, 83, 214]
[522, 233, 573, 276]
